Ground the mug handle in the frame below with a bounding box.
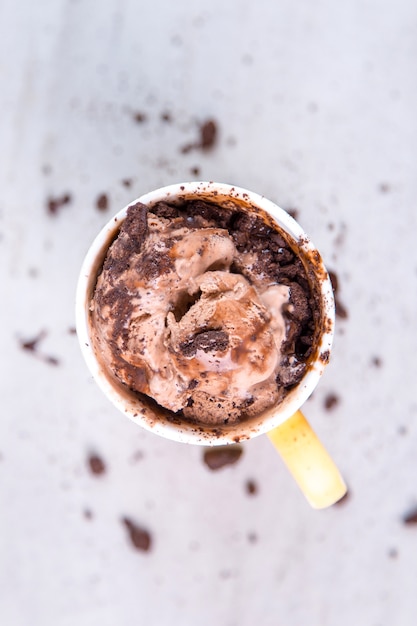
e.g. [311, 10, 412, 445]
[267, 410, 347, 509]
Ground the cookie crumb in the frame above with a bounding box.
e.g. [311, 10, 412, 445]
[133, 111, 147, 123]
[96, 193, 109, 212]
[122, 517, 152, 552]
[203, 445, 243, 471]
[47, 193, 72, 216]
[402, 506, 417, 525]
[245, 479, 258, 495]
[87, 453, 106, 476]
[324, 393, 340, 411]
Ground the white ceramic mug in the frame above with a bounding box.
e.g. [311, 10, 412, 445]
[76, 182, 346, 507]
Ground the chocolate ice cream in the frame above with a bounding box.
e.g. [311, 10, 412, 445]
[89, 198, 318, 428]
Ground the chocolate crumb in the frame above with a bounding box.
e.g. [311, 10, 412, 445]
[387, 547, 398, 559]
[286, 208, 299, 221]
[133, 111, 147, 123]
[371, 356, 383, 368]
[402, 507, 417, 525]
[324, 393, 340, 411]
[180, 119, 218, 153]
[83, 508, 93, 520]
[122, 517, 152, 552]
[379, 183, 391, 194]
[44, 355, 60, 366]
[20, 330, 47, 352]
[47, 193, 72, 216]
[203, 445, 243, 470]
[87, 453, 106, 476]
[130, 450, 144, 463]
[248, 532, 258, 543]
[19, 330, 60, 366]
[328, 269, 349, 320]
[96, 193, 109, 212]
[68, 327, 77, 335]
[335, 299, 348, 319]
[161, 111, 172, 122]
[246, 479, 258, 495]
[190, 166, 201, 177]
[200, 119, 217, 150]
[121, 178, 133, 188]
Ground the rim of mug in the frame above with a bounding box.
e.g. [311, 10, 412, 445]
[75, 181, 335, 445]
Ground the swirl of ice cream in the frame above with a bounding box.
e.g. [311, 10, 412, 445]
[90, 201, 310, 425]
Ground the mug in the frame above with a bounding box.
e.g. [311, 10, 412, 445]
[76, 181, 346, 508]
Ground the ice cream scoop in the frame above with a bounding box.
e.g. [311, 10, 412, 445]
[90, 202, 300, 425]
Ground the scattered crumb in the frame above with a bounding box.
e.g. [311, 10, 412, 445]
[203, 445, 243, 471]
[387, 547, 398, 559]
[28, 267, 39, 278]
[190, 166, 201, 177]
[327, 223, 335, 231]
[19, 330, 60, 366]
[68, 327, 77, 335]
[130, 450, 145, 463]
[161, 111, 172, 122]
[324, 392, 340, 411]
[379, 183, 391, 194]
[122, 517, 152, 552]
[42, 164, 52, 175]
[335, 300, 348, 319]
[180, 118, 218, 153]
[328, 270, 349, 320]
[121, 178, 133, 188]
[402, 506, 417, 525]
[307, 102, 318, 113]
[245, 479, 258, 495]
[44, 355, 60, 366]
[397, 425, 408, 436]
[96, 193, 109, 212]
[371, 356, 383, 368]
[20, 330, 47, 352]
[87, 453, 106, 476]
[132, 111, 147, 123]
[286, 208, 299, 221]
[83, 508, 93, 520]
[248, 532, 258, 543]
[200, 119, 217, 150]
[47, 193, 72, 216]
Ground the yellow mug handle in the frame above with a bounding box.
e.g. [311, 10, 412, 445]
[267, 410, 347, 509]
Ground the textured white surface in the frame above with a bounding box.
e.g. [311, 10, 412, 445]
[1, 1, 417, 625]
